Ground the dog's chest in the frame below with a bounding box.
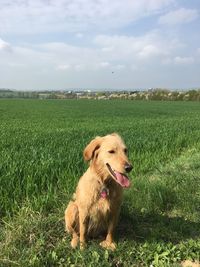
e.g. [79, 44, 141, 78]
[93, 196, 110, 216]
[88, 196, 111, 234]
[90, 188, 111, 217]
[88, 186, 118, 231]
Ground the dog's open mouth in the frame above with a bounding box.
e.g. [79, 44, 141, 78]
[106, 163, 131, 188]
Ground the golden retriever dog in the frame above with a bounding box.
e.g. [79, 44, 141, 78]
[65, 133, 132, 250]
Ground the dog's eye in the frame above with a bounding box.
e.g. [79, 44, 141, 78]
[108, 150, 115, 154]
[124, 148, 128, 154]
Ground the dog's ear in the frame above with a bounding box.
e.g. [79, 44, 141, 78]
[83, 136, 103, 161]
[110, 132, 119, 137]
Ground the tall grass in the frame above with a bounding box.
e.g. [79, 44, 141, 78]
[0, 99, 200, 217]
[0, 99, 200, 266]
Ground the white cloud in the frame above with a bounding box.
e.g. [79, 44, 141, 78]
[158, 8, 199, 25]
[101, 47, 114, 52]
[0, 38, 12, 52]
[56, 64, 71, 71]
[0, 0, 174, 34]
[138, 44, 163, 58]
[0, 30, 187, 74]
[1, 18, 199, 90]
[99, 62, 110, 68]
[114, 64, 126, 70]
[162, 56, 195, 66]
[74, 64, 85, 71]
[38, 42, 98, 66]
[94, 31, 182, 62]
[174, 56, 194, 65]
[8, 62, 25, 67]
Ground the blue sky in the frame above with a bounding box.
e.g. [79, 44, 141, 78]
[0, 0, 200, 90]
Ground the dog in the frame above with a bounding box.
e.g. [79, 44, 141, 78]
[65, 133, 132, 250]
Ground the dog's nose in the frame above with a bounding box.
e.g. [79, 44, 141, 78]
[125, 163, 133, 173]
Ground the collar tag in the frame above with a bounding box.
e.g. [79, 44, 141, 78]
[100, 187, 109, 199]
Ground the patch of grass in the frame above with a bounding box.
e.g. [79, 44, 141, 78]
[1, 149, 200, 266]
[126, 148, 200, 220]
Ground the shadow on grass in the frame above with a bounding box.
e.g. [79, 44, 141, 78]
[117, 208, 200, 244]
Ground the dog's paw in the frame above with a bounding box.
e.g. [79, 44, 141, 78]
[71, 237, 79, 249]
[80, 242, 86, 250]
[100, 240, 116, 250]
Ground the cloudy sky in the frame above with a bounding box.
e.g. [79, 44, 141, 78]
[0, 0, 200, 90]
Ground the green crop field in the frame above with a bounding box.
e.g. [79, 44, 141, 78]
[0, 99, 200, 266]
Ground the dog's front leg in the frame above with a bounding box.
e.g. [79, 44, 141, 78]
[79, 209, 88, 250]
[100, 211, 118, 250]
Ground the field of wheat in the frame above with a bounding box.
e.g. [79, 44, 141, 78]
[0, 99, 200, 266]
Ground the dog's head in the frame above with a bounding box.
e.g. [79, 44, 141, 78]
[83, 133, 132, 188]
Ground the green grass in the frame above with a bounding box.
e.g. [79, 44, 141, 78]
[0, 99, 200, 266]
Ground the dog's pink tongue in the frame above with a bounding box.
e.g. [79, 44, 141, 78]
[114, 171, 131, 188]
